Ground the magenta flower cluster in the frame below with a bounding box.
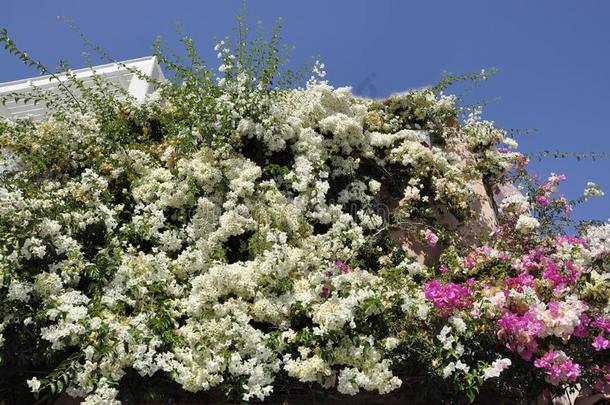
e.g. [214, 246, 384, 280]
[424, 279, 472, 317]
[533, 350, 581, 386]
[418, 177, 610, 396]
[497, 311, 542, 361]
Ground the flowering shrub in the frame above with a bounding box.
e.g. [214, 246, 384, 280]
[0, 21, 608, 405]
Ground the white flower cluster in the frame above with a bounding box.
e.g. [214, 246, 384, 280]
[533, 296, 589, 340]
[336, 361, 402, 395]
[0, 49, 536, 403]
[515, 215, 540, 234]
[585, 222, 610, 259]
[482, 358, 512, 380]
[499, 193, 530, 216]
[583, 181, 604, 199]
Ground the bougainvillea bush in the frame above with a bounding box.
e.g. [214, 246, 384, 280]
[0, 22, 609, 405]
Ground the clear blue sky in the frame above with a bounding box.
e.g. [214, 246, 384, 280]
[1, 0, 608, 221]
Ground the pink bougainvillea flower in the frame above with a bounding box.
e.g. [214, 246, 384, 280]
[335, 260, 352, 274]
[536, 195, 550, 207]
[422, 228, 439, 247]
[534, 350, 581, 385]
[424, 280, 472, 317]
[592, 317, 610, 333]
[497, 310, 543, 361]
[504, 272, 535, 293]
[573, 314, 591, 338]
[593, 335, 610, 351]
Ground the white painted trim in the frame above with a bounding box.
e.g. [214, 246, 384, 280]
[127, 56, 159, 103]
[0, 56, 166, 119]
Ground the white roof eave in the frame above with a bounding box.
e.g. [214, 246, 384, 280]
[0, 56, 166, 119]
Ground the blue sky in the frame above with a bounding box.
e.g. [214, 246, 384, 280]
[1, 0, 608, 221]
